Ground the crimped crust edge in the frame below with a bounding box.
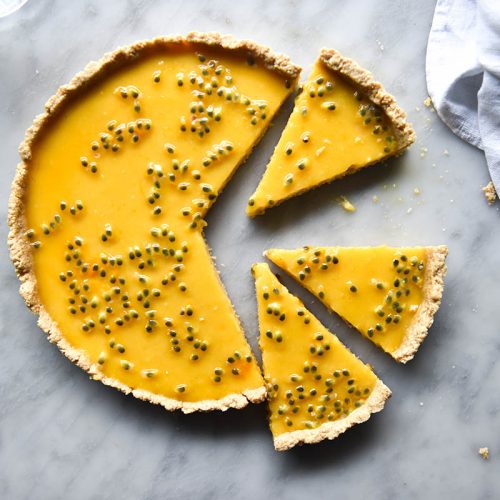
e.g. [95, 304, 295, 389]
[319, 47, 416, 149]
[273, 380, 391, 451]
[391, 245, 448, 363]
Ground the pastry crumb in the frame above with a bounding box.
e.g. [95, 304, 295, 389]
[443, 149, 449, 156]
[482, 181, 497, 205]
[478, 447, 489, 460]
[413, 187, 421, 195]
[424, 97, 432, 107]
[372, 195, 379, 203]
[337, 196, 356, 212]
[407, 207, 413, 214]
[420, 147, 428, 158]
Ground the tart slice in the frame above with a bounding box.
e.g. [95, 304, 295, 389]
[8, 33, 301, 413]
[247, 48, 415, 216]
[266, 246, 448, 363]
[253, 263, 390, 451]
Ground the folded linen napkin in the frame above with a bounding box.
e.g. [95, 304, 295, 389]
[426, 0, 500, 193]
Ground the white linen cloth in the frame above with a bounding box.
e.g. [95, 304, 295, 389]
[426, 0, 500, 192]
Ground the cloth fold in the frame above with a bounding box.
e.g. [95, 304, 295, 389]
[426, 0, 500, 193]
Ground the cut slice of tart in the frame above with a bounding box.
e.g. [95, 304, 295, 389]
[8, 33, 301, 413]
[247, 48, 416, 216]
[252, 263, 391, 451]
[266, 246, 448, 363]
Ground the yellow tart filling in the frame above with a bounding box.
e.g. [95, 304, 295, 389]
[248, 58, 403, 216]
[253, 263, 382, 439]
[22, 42, 297, 404]
[266, 246, 438, 356]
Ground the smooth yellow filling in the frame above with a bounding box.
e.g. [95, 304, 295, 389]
[24, 44, 294, 403]
[253, 263, 378, 437]
[266, 246, 428, 354]
[248, 59, 399, 215]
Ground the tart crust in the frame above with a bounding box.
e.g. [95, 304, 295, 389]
[319, 48, 416, 149]
[8, 32, 300, 413]
[273, 380, 391, 451]
[392, 245, 448, 363]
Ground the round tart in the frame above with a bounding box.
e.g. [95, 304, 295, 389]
[8, 33, 301, 413]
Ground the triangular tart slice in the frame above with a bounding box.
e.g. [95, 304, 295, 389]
[252, 263, 391, 451]
[266, 246, 448, 363]
[247, 48, 415, 216]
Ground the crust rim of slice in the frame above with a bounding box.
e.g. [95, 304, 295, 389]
[265, 245, 448, 364]
[392, 245, 448, 363]
[8, 32, 301, 413]
[319, 47, 416, 150]
[273, 380, 391, 451]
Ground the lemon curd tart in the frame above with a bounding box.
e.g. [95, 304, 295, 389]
[252, 263, 391, 451]
[266, 246, 448, 363]
[247, 48, 416, 216]
[8, 33, 301, 413]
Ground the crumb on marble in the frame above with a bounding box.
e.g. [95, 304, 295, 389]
[482, 181, 497, 205]
[372, 195, 379, 203]
[420, 147, 428, 158]
[443, 149, 449, 156]
[413, 187, 421, 195]
[337, 196, 356, 213]
[424, 97, 432, 107]
[478, 447, 489, 460]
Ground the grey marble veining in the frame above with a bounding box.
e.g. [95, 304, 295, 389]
[1, 1, 499, 499]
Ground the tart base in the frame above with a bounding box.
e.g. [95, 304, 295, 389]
[273, 380, 391, 451]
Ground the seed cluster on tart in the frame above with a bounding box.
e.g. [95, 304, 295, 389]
[266, 246, 448, 363]
[8, 32, 301, 413]
[247, 48, 416, 216]
[252, 263, 391, 451]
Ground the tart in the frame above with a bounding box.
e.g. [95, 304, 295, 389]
[252, 263, 391, 451]
[8, 33, 301, 413]
[266, 246, 448, 363]
[247, 48, 416, 216]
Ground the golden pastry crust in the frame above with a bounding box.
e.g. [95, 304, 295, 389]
[319, 48, 416, 150]
[273, 380, 391, 451]
[482, 181, 497, 205]
[8, 32, 301, 413]
[392, 245, 448, 363]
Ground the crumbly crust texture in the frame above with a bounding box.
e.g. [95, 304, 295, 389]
[8, 32, 301, 413]
[273, 380, 391, 451]
[320, 48, 416, 150]
[482, 181, 497, 205]
[392, 246, 448, 363]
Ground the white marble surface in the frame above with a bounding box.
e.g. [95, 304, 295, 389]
[1, 1, 499, 499]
